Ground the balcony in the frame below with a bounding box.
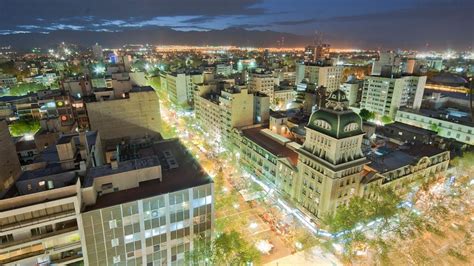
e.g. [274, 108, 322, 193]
[1, 209, 76, 233]
[0, 221, 78, 249]
[0, 241, 82, 265]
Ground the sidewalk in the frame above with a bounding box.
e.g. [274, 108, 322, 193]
[264, 246, 342, 266]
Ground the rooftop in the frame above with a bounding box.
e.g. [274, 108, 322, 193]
[399, 107, 474, 127]
[241, 126, 298, 166]
[84, 138, 211, 211]
[366, 143, 446, 173]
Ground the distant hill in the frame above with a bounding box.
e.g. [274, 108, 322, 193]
[0, 27, 313, 49]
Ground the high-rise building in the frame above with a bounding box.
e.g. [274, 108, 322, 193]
[0, 133, 213, 266]
[0, 121, 21, 196]
[194, 85, 269, 145]
[161, 71, 203, 105]
[80, 138, 213, 266]
[360, 75, 426, 118]
[296, 63, 343, 92]
[0, 132, 103, 266]
[248, 70, 275, 100]
[87, 86, 162, 141]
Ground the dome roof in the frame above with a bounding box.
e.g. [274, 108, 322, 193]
[307, 109, 363, 139]
[306, 89, 363, 139]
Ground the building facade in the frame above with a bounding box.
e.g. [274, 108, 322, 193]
[296, 63, 343, 92]
[87, 86, 162, 141]
[395, 108, 474, 145]
[361, 75, 426, 119]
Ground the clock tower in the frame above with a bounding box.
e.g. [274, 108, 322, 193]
[296, 89, 367, 217]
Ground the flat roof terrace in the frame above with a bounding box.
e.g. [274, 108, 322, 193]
[84, 138, 211, 211]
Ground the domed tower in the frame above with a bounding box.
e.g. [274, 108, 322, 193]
[296, 89, 367, 218]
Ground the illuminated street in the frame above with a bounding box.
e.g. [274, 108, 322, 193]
[154, 82, 341, 264]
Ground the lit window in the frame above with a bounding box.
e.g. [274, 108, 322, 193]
[111, 238, 119, 247]
[109, 219, 117, 229]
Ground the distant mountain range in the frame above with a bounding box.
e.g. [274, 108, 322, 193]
[0, 27, 314, 50]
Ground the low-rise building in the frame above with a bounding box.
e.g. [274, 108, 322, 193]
[395, 108, 474, 145]
[232, 90, 451, 219]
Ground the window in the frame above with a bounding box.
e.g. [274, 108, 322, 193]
[113, 256, 121, 263]
[111, 238, 119, 247]
[0, 234, 13, 244]
[109, 219, 118, 229]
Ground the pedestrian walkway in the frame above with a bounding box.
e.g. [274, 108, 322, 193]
[264, 246, 342, 266]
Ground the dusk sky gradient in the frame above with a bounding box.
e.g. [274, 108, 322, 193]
[0, 0, 473, 49]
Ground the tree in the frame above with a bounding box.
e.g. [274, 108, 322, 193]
[185, 231, 260, 265]
[9, 119, 41, 137]
[359, 108, 375, 121]
[381, 115, 393, 125]
[430, 123, 440, 133]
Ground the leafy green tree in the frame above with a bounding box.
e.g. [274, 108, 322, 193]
[359, 108, 375, 121]
[185, 231, 260, 266]
[429, 123, 440, 133]
[9, 119, 41, 137]
[381, 115, 393, 124]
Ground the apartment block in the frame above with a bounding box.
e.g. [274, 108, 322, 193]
[87, 86, 161, 141]
[161, 71, 203, 105]
[360, 75, 426, 118]
[296, 63, 343, 92]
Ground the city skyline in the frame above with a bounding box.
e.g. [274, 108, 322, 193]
[0, 0, 473, 49]
[0, 2, 473, 265]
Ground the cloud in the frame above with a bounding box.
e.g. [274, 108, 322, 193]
[0, 0, 265, 28]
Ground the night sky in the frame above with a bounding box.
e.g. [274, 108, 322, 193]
[0, 0, 473, 49]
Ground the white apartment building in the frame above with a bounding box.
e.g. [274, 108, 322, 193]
[340, 78, 362, 106]
[216, 64, 232, 77]
[395, 108, 474, 145]
[360, 75, 426, 118]
[249, 71, 275, 99]
[296, 63, 343, 92]
[195, 87, 257, 145]
[162, 71, 203, 105]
